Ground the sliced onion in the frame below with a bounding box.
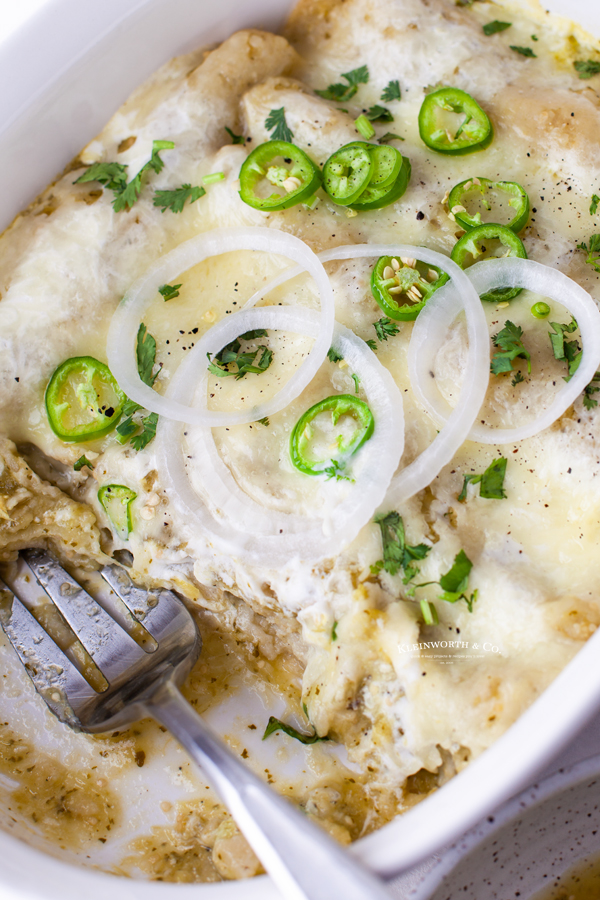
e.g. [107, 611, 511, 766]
[413, 258, 600, 444]
[156, 308, 404, 566]
[107, 227, 335, 427]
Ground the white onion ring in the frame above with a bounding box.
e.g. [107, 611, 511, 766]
[156, 308, 404, 566]
[107, 227, 334, 427]
[413, 257, 600, 444]
[245, 243, 489, 507]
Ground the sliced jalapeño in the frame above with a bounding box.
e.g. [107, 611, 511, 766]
[45, 356, 125, 442]
[448, 177, 530, 232]
[451, 223, 527, 303]
[239, 140, 322, 211]
[419, 87, 492, 155]
[290, 394, 374, 476]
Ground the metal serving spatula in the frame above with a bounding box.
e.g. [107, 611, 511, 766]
[0, 549, 391, 900]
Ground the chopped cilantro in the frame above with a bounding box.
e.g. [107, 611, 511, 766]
[225, 126, 245, 144]
[510, 45, 537, 58]
[574, 60, 600, 80]
[490, 321, 531, 377]
[324, 459, 352, 482]
[531, 34, 538, 41]
[153, 184, 205, 213]
[115, 324, 162, 451]
[137, 323, 162, 387]
[331, 621, 338, 641]
[511, 371, 525, 387]
[203, 172, 225, 185]
[420, 599, 439, 626]
[158, 283, 182, 301]
[483, 20, 511, 36]
[577, 234, 600, 272]
[315, 65, 369, 102]
[591, 195, 600, 216]
[208, 330, 273, 380]
[583, 372, 600, 410]
[365, 105, 394, 122]
[263, 716, 329, 744]
[458, 457, 507, 502]
[549, 318, 582, 380]
[74, 455, 93, 472]
[365, 338, 378, 351]
[351, 373, 360, 394]
[381, 80, 401, 102]
[373, 317, 401, 342]
[74, 161, 128, 193]
[130, 412, 158, 451]
[378, 132, 405, 143]
[116, 416, 138, 441]
[371, 511, 431, 583]
[437, 550, 478, 612]
[257, 416, 270, 426]
[112, 140, 175, 212]
[265, 107, 293, 142]
[327, 347, 344, 363]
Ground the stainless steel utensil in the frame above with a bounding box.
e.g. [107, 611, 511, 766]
[0, 549, 391, 900]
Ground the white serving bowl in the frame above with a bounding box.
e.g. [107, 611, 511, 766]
[411, 752, 600, 900]
[2, 1, 600, 898]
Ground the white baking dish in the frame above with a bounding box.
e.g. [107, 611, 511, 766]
[2, 1, 600, 898]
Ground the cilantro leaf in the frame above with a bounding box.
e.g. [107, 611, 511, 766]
[365, 105, 393, 122]
[490, 320, 531, 377]
[130, 412, 158, 451]
[331, 621, 338, 641]
[115, 415, 138, 440]
[327, 347, 344, 363]
[152, 184, 205, 213]
[137, 323, 161, 386]
[113, 325, 161, 451]
[590, 195, 600, 216]
[371, 512, 431, 583]
[458, 457, 507, 502]
[112, 140, 175, 212]
[575, 60, 600, 79]
[158, 283, 182, 301]
[262, 716, 329, 744]
[365, 339, 378, 351]
[257, 416, 270, 426]
[510, 45, 537, 58]
[324, 459, 352, 482]
[225, 126, 245, 145]
[74, 162, 128, 193]
[315, 65, 369, 102]
[265, 107, 293, 142]
[121, 397, 143, 418]
[373, 317, 401, 342]
[208, 332, 273, 380]
[583, 372, 600, 410]
[483, 20, 511, 35]
[549, 318, 582, 380]
[438, 550, 478, 612]
[577, 234, 600, 272]
[511, 370, 525, 387]
[381, 80, 401, 102]
[74, 455, 93, 471]
[378, 132, 405, 143]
